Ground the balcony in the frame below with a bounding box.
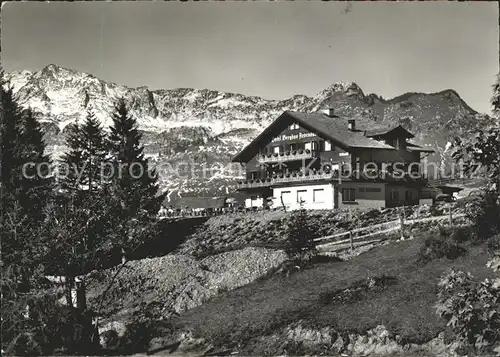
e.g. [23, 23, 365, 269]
[258, 149, 317, 164]
[237, 170, 336, 189]
[236, 169, 428, 190]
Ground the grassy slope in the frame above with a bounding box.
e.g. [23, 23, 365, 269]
[177, 207, 412, 257]
[171, 234, 493, 353]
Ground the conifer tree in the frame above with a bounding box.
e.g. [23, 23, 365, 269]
[1, 85, 24, 209]
[51, 108, 113, 316]
[1, 72, 54, 353]
[17, 109, 53, 219]
[107, 99, 166, 262]
[108, 99, 165, 217]
[59, 109, 109, 196]
[1, 77, 52, 222]
[57, 108, 112, 253]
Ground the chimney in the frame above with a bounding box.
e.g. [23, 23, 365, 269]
[348, 119, 356, 131]
[322, 107, 335, 117]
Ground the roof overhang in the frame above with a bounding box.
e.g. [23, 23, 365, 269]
[407, 146, 435, 154]
[349, 145, 396, 151]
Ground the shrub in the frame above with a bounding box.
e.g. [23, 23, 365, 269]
[417, 236, 467, 264]
[435, 269, 500, 353]
[438, 225, 452, 238]
[430, 204, 442, 217]
[285, 209, 317, 263]
[465, 190, 500, 241]
[438, 225, 475, 243]
[487, 234, 500, 254]
[451, 226, 476, 243]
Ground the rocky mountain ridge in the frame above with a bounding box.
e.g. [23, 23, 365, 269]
[4, 64, 496, 198]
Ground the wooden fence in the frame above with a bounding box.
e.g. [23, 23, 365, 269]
[314, 205, 466, 254]
[427, 176, 481, 186]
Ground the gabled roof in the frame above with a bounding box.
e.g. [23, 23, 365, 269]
[363, 124, 415, 139]
[232, 111, 396, 162]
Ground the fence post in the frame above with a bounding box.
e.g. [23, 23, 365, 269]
[399, 209, 405, 240]
[349, 231, 354, 253]
[449, 203, 453, 226]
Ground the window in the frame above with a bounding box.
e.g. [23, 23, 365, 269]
[313, 189, 325, 203]
[297, 190, 308, 204]
[366, 187, 382, 193]
[305, 142, 312, 151]
[391, 190, 399, 201]
[281, 191, 292, 204]
[289, 123, 299, 130]
[342, 188, 356, 202]
[324, 141, 332, 152]
[405, 190, 412, 201]
[273, 146, 281, 154]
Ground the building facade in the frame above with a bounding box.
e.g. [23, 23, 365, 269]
[232, 109, 434, 210]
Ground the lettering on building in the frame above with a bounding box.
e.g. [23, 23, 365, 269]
[271, 132, 318, 143]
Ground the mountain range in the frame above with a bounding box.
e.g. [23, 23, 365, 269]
[4, 64, 496, 200]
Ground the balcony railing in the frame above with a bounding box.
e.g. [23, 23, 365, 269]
[258, 149, 317, 164]
[237, 171, 335, 189]
[237, 170, 428, 189]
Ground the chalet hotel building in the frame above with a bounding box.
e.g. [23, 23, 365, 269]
[232, 109, 435, 211]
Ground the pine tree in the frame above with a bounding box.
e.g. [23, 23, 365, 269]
[1, 84, 24, 209]
[107, 99, 166, 261]
[46, 108, 116, 337]
[59, 109, 109, 196]
[1, 72, 54, 353]
[57, 107, 112, 265]
[17, 109, 53, 220]
[108, 99, 165, 218]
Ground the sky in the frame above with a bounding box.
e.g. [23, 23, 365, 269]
[1, 1, 498, 114]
